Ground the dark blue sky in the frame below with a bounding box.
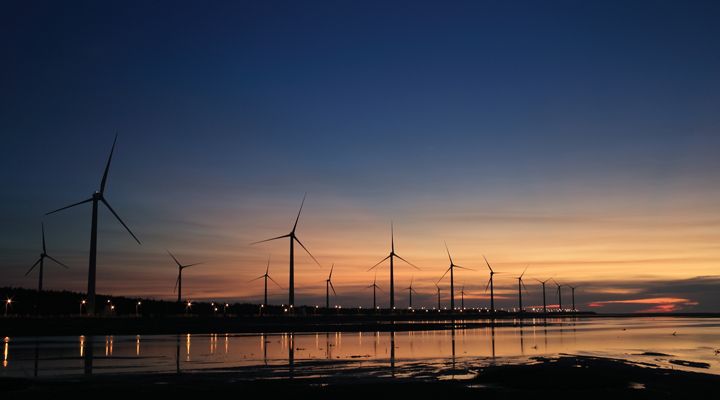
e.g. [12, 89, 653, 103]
[2, 1, 719, 310]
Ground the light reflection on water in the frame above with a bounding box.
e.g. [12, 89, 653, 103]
[1, 317, 719, 378]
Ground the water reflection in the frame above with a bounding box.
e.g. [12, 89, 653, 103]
[3, 337, 8, 368]
[2, 317, 719, 378]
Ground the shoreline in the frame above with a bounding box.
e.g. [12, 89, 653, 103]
[2, 312, 718, 337]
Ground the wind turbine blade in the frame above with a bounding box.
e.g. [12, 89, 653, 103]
[483, 255, 494, 273]
[248, 275, 265, 282]
[329, 281, 337, 296]
[265, 255, 271, 275]
[454, 265, 474, 271]
[101, 198, 141, 244]
[251, 234, 291, 245]
[484, 278, 492, 292]
[292, 193, 307, 232]
[520, 266, 528, 279]
[267, 275, 284, 289]
[99, 133, 118, 194]
[444, 241, 453, 264]
[328, 264, 334, 279]
[45, 255, 70, 269]
[167, 250, 182, 267]
[41, 222, 46, 253]
[294, 236, 322, 267]
[45, 197, 93, 215]
[395, 254, 420, 270]
[25, 258, 41, 276]
[390, 221, 394, 252]
[173, 275, 179, 293]
[521, 280, 529, 292]
[438, 267, 450, 282]
[375, 284, 384, 292]
[183, 262, 203, 269]
[367, 255, 391, 271]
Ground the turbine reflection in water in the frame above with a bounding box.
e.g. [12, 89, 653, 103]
[2, 318, 719, 378]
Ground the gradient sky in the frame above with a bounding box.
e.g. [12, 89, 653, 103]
[2, 0, 719, 312]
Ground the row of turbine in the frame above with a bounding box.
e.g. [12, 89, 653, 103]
[249, 195, 581, 312]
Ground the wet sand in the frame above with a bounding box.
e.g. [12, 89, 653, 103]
[2, 355, 719, 398]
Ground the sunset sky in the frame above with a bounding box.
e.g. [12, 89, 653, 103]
[2, 1, 719, 312]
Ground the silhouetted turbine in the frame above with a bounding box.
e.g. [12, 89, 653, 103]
[460, 285, 466, 310]
[553, 279, 563, 310]
[249, 255, 282, 306]
[366, 272, 382, 310]
[535, 277, 552, 313]
[405, 276, 418, 308]
[438, 242, 473, 310]
[368, 222, 420, 310]
[569, 285, 579, 311]
[25, 223, 69, 293]
[46, 133, 141, 315]
[251, 194, 321, 307]
[515, 266, 529, 312]
[325, 264, 337, 309]
[483, 256, 502, 313]
[168, 250, 202, 304]
[434, 282, 442, 310]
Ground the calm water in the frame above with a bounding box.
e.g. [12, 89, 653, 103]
[2, 317, 719, 378]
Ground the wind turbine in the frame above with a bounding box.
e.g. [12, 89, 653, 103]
[553, 279, 563, 311]
[251, 194, 321, 307]
[460, 285, 466, 310]
[46, 133, 141, 315]
[483, 256, 502, 313]
[535, 277, 552, 314]
[168, 250, 202, 304]
[405, 276, 418, 309]
[325, 264, 337, 309]
[569, 285, 579, 311]
[25, 223, 69, 293]
[515, 266, 529, 312]
[368, 222, 420, 310]
[366, 272, 382, 310]
[249, 256, 282, 306]
[434, 282, 442, 310]
[438, 242, 473, 310]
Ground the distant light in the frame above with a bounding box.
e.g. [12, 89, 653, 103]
[260, 304, 264, 308]
[110, 305, 115, 310]
[107, 300, 111, 303]
[214, 307, 218, 312]
[81, 300, 86, 304]
[225, 303, 229, 307]
[137, 301, 142, 305]
[5, 299, 11, 304]
[283, 308, 288, 312]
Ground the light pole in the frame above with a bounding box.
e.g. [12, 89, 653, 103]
[80, 299, 87, 315]
[186, 301, 192, 315]
[136, 301, 142, 317]
[4, 299, 12, 316]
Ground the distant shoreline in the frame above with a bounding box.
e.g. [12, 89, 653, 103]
[2, 312, 718, 337]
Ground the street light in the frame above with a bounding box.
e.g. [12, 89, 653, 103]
[80, 299, 87, 315]
[4, 299, 12, 316]
[136, 301, 142, 317]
